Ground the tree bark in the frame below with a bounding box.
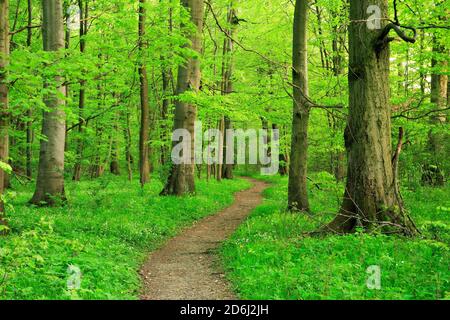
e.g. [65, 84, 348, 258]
[160, 65, 172, 166]
[330, 5, 346, 182]
[161, 0, 204, 196]
[288, 0, 310, 212]
[138, 0, 150, 186]
[123, 107, 133, 182]
[25, 0, 33, 179]
[324, 0, 418, 236]
[221, 5, 236, 180]
[73, 0, 89, 181]
[160, 1, 174, 167]
[30, 0, 66, 206]
[216, 117, 224, 182]
[110, 113, 120, 176]
[0, 0, 9, 231]
[273, 124, 288, 176]
[423, 38, 447, 187]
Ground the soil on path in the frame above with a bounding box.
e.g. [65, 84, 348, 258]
[140, 178, 268, 300]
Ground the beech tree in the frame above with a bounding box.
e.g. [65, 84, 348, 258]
[138, 0, 150, 186]
[30, 0, 66, 205]
[0, 0, 9, 231]
[323, 0, 418, 235]
[221, 4, 237, 180]
[161, 0, 204, 196]
[423, 8, 448, 186]
[288, 0, 311, 212]
[26, 0, 33, 179]
[73, 0, 89, 182]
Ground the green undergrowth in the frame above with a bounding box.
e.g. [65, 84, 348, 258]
[0, 176, 250, 300]
[222, 173, 449, 300]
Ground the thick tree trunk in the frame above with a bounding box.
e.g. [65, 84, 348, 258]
[30, 0, 66, 206]
[324, 0, 418, 235]
[161, 0, 204, 196]
[0, 0, 9, 231]
[138, 0, 150, 186]
[73, 0, 88, 182]
[288, 0, 310, 212]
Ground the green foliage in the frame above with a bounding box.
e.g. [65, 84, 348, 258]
[221, 174, 450, 300]
[2, 0, 449, 302]
[0, 176, 250, 300]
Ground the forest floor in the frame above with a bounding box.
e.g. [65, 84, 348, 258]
[221, 174, 449, 300]
[0, 177, 251, 300]
[140, 178, 268, 300]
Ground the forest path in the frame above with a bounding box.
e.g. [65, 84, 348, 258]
[140, 178, 268, 300]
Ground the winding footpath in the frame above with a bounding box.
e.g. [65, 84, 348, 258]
[140, 178, 268, 300]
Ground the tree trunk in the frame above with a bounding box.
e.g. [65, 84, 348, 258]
[0, 0, 9, 231]
[423, 39, 447, 187]
[110, 114, 120, 176]
[222, 116, 233, 179]
[220, 5, 236, 180]
[123, 108, 133, 182]
[25, 0, 33, 179]
[161, 0, 204, 196]
[160, 65, 172, 166]
[160, 1, 173, 167]
[216, 117, 224, 182]
[138, 0, 150, 186]
[273, 124, 288, 176]
[288, 0, 310, 212]
[73, 0, 88, 182]
[30, 0, 66, 206]
[313, 4, 330, 71]
[330, 6, 346, 182]
[324, 0, 418, 236]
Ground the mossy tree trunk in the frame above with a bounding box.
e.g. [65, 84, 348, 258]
[324, 0, 418, 235]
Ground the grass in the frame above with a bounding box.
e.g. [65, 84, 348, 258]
[221, 172, 450, 300]
[0, 175, 251, 300]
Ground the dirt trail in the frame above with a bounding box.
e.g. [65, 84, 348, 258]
[140, 178, 268, 300]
